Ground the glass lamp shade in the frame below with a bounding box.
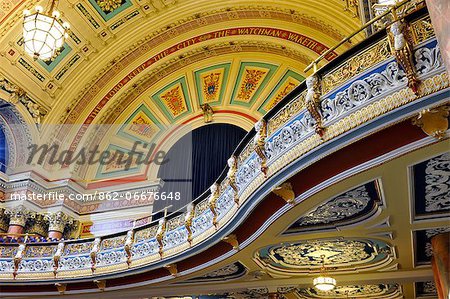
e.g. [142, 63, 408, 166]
[313, 276, 336, 292]
[23, 10, 69, 60]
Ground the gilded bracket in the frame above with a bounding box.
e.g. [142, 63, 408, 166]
[94, 280, 106, 291]
[184, 203, 195, 246]
[305, 75, 325, 137]
[13, 244, 25, 279]
[389, 21, 420, 94]
[222, 234, 239, 250]
[156, 218, 167, 258]
[272, 182, 295, 205]
[412, 105, 449, 139]
[200, 103, 214, 123]
[227, 156, 239, 206]
[53, 242, 65, 277]
[90, 238, 101, 274]
[124, 229, 134, 267]
[253, 120, 268, 175]
[55, 283, 67, 295]
[164, 263, 178, 276]
[208, 183, 220, 229]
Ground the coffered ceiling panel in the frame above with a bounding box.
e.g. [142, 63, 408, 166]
[284, 180, 384, 234]
[410, 151, 450, 220]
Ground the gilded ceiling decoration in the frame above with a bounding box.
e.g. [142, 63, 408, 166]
[284, 180, 383, 233]
[273, 240, 374, 266]
[411, 151, 450, 220]
[415, 281, 437, 298]
[230, 287, 297, 298]
[1, 1, 447, 297]
[256, 238, 394, 274]
[0, 0, 361, 187]
[69, 59, 304, 181]
[185, 262, 247, 283]
[296, 284, 402, 298]
[200, 284, 403, 299]
[414, 227, 450, 266]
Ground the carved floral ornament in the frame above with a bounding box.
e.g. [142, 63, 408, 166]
[257, 238, 394, 274]
[96, 0, 123, 12]
[0, 76, 48, 125]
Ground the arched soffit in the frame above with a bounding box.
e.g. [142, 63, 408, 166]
[50, 50, 308, 182]
[0, 0, 363, 130]
[0, 101, 36, 170]
[48, 15, 353, 125]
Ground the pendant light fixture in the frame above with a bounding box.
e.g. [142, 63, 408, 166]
[313, 255, 337, 292]
[23, 0, 70, 61]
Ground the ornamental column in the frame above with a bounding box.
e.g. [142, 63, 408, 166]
[5, 205, 34, 236]
[431, 232, 450, 299]
[44, 211, 74, 240]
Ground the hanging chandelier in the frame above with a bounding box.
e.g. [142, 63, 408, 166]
[313, 276, 337, 292]
[23, 0, 70, 61]
[313, 255, 337, 292]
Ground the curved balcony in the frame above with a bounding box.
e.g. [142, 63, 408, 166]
[0, 5, 448, 288]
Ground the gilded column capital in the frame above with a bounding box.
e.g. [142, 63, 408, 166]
[26, 214, 48, 237]
[0, 208, 8, 232]
[44, 211, 74, 233]
[5, 205, 35, 227]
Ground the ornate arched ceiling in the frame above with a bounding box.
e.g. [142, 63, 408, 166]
[0, 0, 365, 181]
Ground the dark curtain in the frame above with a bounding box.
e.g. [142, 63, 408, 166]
[153, 123, 247, 215]
[0, 128, 6, 172]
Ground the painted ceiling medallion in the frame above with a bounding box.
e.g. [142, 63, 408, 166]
[161, 86, 185, 116]
[232, 62, 277, 106]
[285, 181, 383, 234]
[152, 78, 192, 121]
[237, 69, 267, 102]
[412, 152, 450, 219]
[267, 81, 297, 110]
[256, 238, 394, 275]
[202, 72, 221, 102]
[195, 63, 230, 106]
[297, 284, 402, 298]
